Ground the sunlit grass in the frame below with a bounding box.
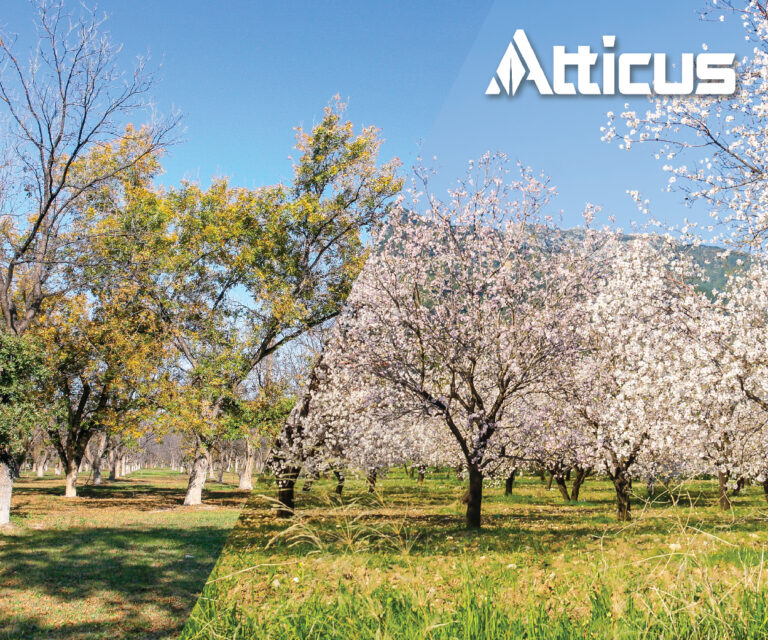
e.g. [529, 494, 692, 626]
[182, 470, 768, 639]
[0, 469, 247, 640]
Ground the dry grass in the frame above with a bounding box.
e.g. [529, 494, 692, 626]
[0, 469, 248, 640]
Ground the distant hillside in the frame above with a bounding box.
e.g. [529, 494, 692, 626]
[384, 215, 747, 297]
[688, 244, 748, 297]
[553, 227, 747, 298]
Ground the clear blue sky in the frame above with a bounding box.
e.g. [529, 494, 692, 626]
[2, 1, 748, 231]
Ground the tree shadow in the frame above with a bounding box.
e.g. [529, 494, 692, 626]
[0, 524, 234, 640]
[216, 476, 768, 563]
[11, 482, 248, 513]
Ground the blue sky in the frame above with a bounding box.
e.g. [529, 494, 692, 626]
[2, 1, 749, 231]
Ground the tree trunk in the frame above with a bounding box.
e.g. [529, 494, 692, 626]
[34, 451, 48, 478]
[718, 471, 731, 511]
[0, 462, 13, 526]
[554, 475, 571, 502]
[90, 434, 106, 486]
[546, 473, 554, 491]
[183, 453, 209, 506]
[367, 470, 377, 493]
[216, 458, 225, 483]
[276, 468, 300, 517]
[64, 461, 78, 498]
[108, 449, 118, 480]
[465, 465, 483, 529]
[334, 470, 344, 496]
[762, 478, 768, 504]
[571, 467, 590, 502]
[417, 469, 425, 484]
[612, 468, 632, 521]
[504, 469, 517, 496]
[238, 441, 256, 491]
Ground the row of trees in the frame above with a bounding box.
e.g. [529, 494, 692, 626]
[0, 1, 401, 525]
[20, 430, 273, 486]
[280, 175, 768, 527]
[269, 1, 768, 528]
[5, 0, 768, 536]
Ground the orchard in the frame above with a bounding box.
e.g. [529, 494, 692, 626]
[4, 2, 768, 640]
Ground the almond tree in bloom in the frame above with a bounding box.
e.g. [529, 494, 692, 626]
[272, 312, 458, 514]
[503, 394, 599, 502]
[702, 259, 768, 499]
[317, 154, 595, 528]
[601, 1, 768, 513]
[603, 1, 768, 249]
[555, 236, 701, 521]
[655, 273, 762, 509]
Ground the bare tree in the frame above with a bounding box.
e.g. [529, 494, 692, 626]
[0, 0, 178, 336]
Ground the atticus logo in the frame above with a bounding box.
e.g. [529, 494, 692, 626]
[486, 29, 736, 97]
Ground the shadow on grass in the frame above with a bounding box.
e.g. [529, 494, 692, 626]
[11, 482, 248, 513]
[216, 476, 768, 565]
[0, 524, 233, 640]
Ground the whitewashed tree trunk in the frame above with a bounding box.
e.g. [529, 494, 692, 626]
[90, 433, 106, 485]
[184, 453, 209, 506]
[239, 441, 255, 490]
[64, 462, 78, 498]
[0, 462, 13, 526]
[33, 450, 48, 478]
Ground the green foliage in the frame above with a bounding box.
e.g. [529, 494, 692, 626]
[99, 97, 402, 449]
[689, 243, 749, 298]
[0, 333, 49, 467]
[223, 385, 296, 442]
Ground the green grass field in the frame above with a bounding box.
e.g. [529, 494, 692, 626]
[181, 470, 768, 639]
[0, 469, 247, 640]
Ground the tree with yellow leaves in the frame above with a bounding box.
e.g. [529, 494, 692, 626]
[131, 98, 402, 504]
[37, 283, 169, 497]
[0, 0, 175, 518]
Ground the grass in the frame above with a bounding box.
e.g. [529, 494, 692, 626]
[0, 468, 248, 640]
[181, 470, 768, 639]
